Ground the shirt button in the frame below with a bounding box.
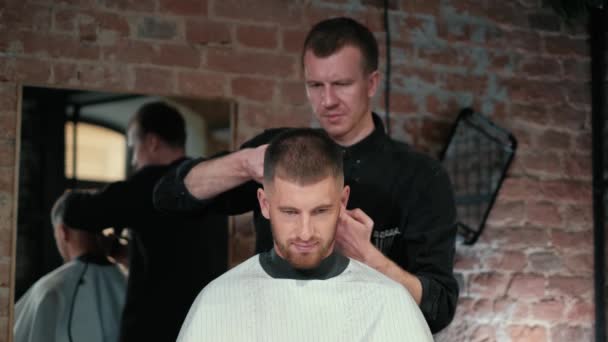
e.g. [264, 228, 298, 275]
[356, 160, 361, 164]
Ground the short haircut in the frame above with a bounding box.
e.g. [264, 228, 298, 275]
[302, 17, 379, 74]
[51, 192, 70, 228]
[129, 101, 186, 148]
[264, 129, 343, 186]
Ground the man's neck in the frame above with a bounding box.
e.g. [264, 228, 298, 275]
[332, 112, 375, 147]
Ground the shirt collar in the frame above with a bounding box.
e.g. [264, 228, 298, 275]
[341, 113, 387, 157]
[259, 248, 350, 280]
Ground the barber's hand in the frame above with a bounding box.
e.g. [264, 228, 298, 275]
[336, 208, 375, 263]
[243, 144, 267, 183]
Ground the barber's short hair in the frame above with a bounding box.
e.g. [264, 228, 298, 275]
[264, 129, 343, 186]
[302, 17, 379, 74]
[51, 192, 70, 228]
[129, 101, 186, 148]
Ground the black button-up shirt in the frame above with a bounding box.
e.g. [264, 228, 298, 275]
[154, 114, 459, 333]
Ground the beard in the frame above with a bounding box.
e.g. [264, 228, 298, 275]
[271, 224, 336, 270]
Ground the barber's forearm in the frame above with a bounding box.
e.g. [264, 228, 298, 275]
[184, 149, 254, 200]
[365, 247, 422, 304]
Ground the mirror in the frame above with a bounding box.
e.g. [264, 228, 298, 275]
[15, 85, 236, 304]
[440, 108, 517, 245]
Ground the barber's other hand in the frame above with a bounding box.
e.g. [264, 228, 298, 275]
[336, 208, 375, 263]
[242, 144, 267, 183]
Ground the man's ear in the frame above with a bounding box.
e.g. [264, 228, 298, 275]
[257, 188, 270, 219]
[146, 133, 160, 152]
[341, 185, 350, 209]
[56, 223, 68, 242]
[367, 70, 380, 98]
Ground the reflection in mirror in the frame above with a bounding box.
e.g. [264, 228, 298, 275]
[14, 86, 235, 341]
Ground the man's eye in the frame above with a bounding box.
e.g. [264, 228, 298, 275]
[307, 83, 322, 88]
[314, 208, 328, 215]
[283, 210, 297, 215]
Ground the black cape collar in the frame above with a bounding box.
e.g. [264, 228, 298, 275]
[259, 249, 350, 280]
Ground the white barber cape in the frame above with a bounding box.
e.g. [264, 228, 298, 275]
[178, 250, 433, 342]
[14, 256, 126, 342]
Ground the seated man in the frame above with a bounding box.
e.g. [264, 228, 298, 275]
[177, 129, 433, 342]
[14, 192, 126, 342]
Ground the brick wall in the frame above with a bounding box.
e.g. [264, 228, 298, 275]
[0, 0, 594, 341]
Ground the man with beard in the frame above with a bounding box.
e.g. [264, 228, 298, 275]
[156, 17, 458, 333]
[176, 129, 432, 342]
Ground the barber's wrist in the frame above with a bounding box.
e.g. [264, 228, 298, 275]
[362, 244, 387, 271]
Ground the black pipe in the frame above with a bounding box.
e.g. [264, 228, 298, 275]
[590, 4, 607, 342]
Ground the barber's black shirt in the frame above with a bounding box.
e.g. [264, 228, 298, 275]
[154, 115, 458, 333]
[64, 158, 228, 342]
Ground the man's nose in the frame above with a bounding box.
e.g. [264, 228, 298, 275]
[298, 215, 314, 241]
[321, 86, 338, 108]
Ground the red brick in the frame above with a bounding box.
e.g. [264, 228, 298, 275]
[470, 299, 493, 318]
[530, 250, 563, 272]
[53, 62, 130, 90]
[0, 84, 18, 111]
[486, 199, 526, 227]
[510, 103, 549, 126]
[470, 272, 509, 297]
[155, 44, 201, 68]
[544, 36, 588, 56]
[526, 201, 562, 227]
[575, 132, 590, 152]
[282, 28, 308, 55]
[491, 29, 541, 53]
[134, 67, 175, 95]
[485, 251, 527, 271]
[562, 80, 591, 106]
[0, 260, 8, 288]
[20, 31, 100, 60]
[531, 298, 565, 321]
[420, 117, 451, 143]
[566, 300, 593, 322]
[237, 25, 278, 50]
[98, 0, 154, 12]
[550, 104, 589, 132]
[0, 114, 16, 141]
[550, 324, 593, 342]
[0, 57, 51, 84]
[303, 6, 354, 28]
[551, 230, 592, 249]
[562, 203, 592, 231]
[564, 153, 591, 181]
[177, 71, 227, 98]
[517, 56, 561, 78]
[400, 0, 441, 16]
[214, 0, 304, 27]
[507, 79, 565, 104]
[548, 275, 592, 298]
[481, 226, 549, 250]
[137, 17, 177, 40]
[507, 274, 545, 299]
[102, 39, 156, 64]
[206, 48, 296, 78]
[391, 92, 419, 113]
[535, 129, 571, 151]
[160, 0, 207, 16]
[518, 151, 562, 177]
[0, 166, 14, 194]
[470, 324, 496, 342]
[0, 227, 12, 258]
[563, 253, 593, 275]
[454, 249, 479, 271]
[186, 19, 232, 45]
[540, 180, 591, 204]
[498, 177, 541, 201]
[508, 325, 547, 342]
[1, 3, 52, 31]
[280, 81, 307, 106]
[231, 77, 275, 102]
[0, 140, 15, 168]
[563, 58, 590, 81]
[54, 9, 130, 37]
